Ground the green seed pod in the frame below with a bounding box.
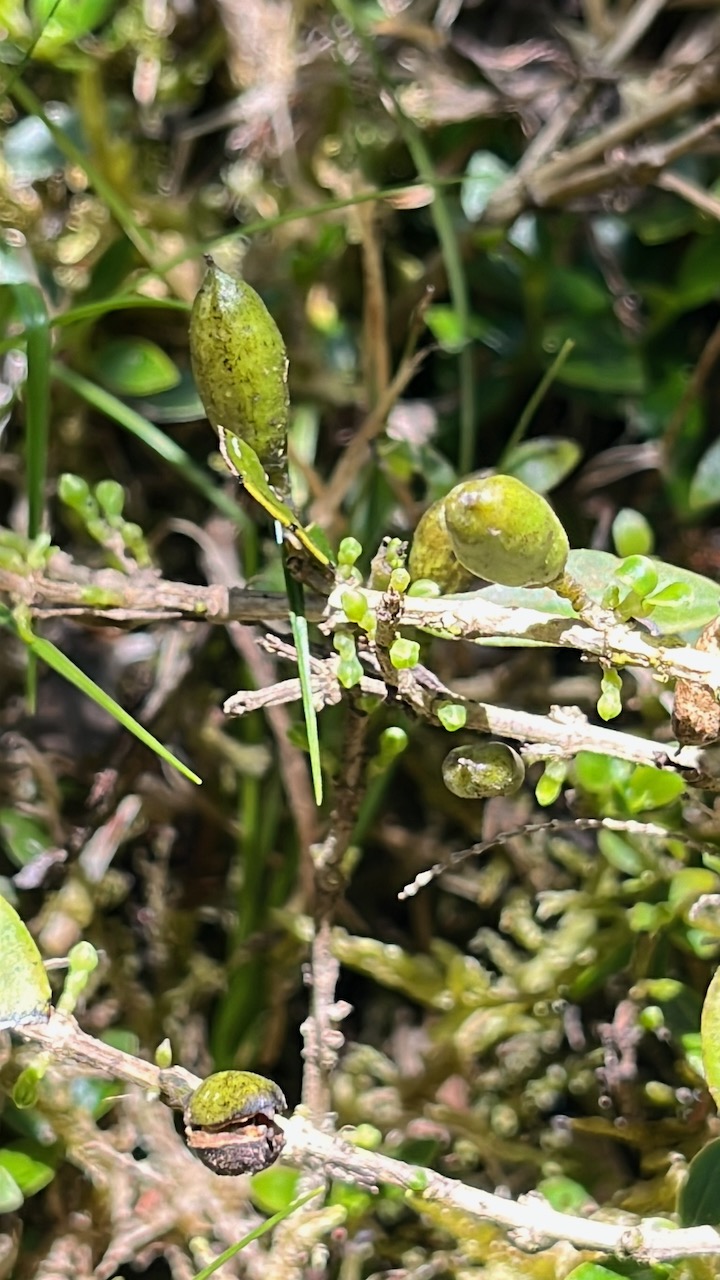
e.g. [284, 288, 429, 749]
[444, 475, 569, 587]
[408, 497, 477, 594]
[442, 742, 525, 799]
[190, 259, 289, 493]
[183, 1070, 287, 1176]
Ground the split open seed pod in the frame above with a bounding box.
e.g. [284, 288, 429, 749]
[184, 1070, 287, 1175]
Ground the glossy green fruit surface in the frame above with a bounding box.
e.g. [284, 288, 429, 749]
[442, 742, 525, 799]
[444, 475, 569, 587]
[190, 260, 289, 492]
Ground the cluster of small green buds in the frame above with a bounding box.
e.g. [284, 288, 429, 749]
[407, 578, 442, 598]
[597, 668, 623, 722]
[340, 589, 376, 636]
[154, 1038, 173, 1069]
[59, 474, 150, 568]
[369, 726, 409, 778]
[337, 536, 363, 586]
[603, 555, 691, 624]
[437, 703, 467, 732]
[57, 941, 99, 1015]
[389, 637, 420, 670]
[535, 758, 568, 807]
[12, 1054, 51, 1109]
[334, 631, 363, 689]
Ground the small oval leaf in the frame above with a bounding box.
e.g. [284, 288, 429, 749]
[503, 437, 582, 494]
[689, 437, 720, 513]
[0, 896, 52, 1030]
[94, 338, 181, 398]
[678, 1138, 720, 1226]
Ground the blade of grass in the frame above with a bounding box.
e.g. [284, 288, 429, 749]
[278, 522, 323, 807]
[192, 1189, 323, 1280]
[52, 362, 247, 529]
[9, 282, 51, 711]
[500, 338, 576, 464]
[10, 284, 51, 540]
[8, 79, 160, 272]
[54, 296, 191, 329]
[0, 604, 201, 785]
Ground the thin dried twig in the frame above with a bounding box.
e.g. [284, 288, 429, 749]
[303, 707, 369, 1121]
[399, 815, 720, 899]
[12, 1013, 720, 1263]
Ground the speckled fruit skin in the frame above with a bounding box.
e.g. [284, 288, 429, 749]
[408, 497, 477, 594]
[442, 742, 525, 799]
[444, 474, 569, 587]
[184, 1070, 287, 1176]
[190, 260, 289, 493]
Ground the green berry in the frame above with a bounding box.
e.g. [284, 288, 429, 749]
[389, 638, 420, 670]
[442, 741, 525, 799]
[408, 497, 477, 594]
[444, 475, 569, 587]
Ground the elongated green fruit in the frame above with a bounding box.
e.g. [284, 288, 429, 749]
[190, 259, 289, 494]
[408, 496, 477, 594]
[445, 474, 569, 588]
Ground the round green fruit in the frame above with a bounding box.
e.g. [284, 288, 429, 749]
[408, 497, 477, 594]
[184, 1070, 287, 1176]
[442, 742, 525, 800]
[444, 475, 569, 587]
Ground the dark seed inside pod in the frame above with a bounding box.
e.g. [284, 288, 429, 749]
[183, 1070, 287, 1176]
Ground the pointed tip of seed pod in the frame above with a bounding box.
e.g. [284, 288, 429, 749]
[202, 253, 215, 267]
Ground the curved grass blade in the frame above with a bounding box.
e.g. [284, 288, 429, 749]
[219, 431, 326, 804]
[0, 604, 201, 786]
[192, 1189, 322, 1280]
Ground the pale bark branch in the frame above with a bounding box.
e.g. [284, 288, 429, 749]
[11, 1013, 720, 1264]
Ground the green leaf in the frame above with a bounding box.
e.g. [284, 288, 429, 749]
[471, 549, 720, 634]
[611, 508, 654, 558]
[563, 1267, 626, 1280]
[503, 437, 582, 494]
[250, 1166, 301, 1215]
[689, 437, 720, 512]
[624, 764, 685, 813]
[0, 809, 53, 869]
[702, 966, 720, 1108]
[536, 1175, 591, 1215]
[219, 428, 331, 567]
[29, 0, 115, 52]
[460, 151, 510, 223]
[92, 338, 181, 398]
[678, 1138, 720, 1227]
[0, 1140, 58, 1197]
[2, 103, 83, 182]
[0, 896, 51, 1030]
[0, 1166, 23, 1212]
